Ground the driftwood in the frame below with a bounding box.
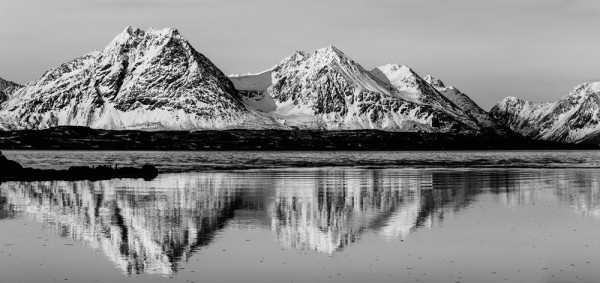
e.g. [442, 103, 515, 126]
[0, 151, 159, 181]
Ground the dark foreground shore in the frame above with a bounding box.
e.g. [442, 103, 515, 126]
[0, 126, 596, 150]
[0, 151, 159, 181]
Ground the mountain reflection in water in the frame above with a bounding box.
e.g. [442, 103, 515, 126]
[1, 169, 599, 276]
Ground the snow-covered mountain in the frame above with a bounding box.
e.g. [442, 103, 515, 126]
[231, 48, 506, 134]
[1, 28, 507, 135]
[0, 27, 279, 130]
[230, 46, 487, 134]
[423, 75, 511, 136]
[491, 82, 600, 143]
[0, 77, 21, 104]
[370, 64, 508, 135]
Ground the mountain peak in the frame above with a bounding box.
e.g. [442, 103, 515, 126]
[424, 75, 445, 88]
[495, 96, 526, 110]
[288, 50, 309, 61]
[571, 81, 600, 96]
[383, 63, 412, 73]
[106, 27, 184, 51]
[315, 45, 347, 59]
[325, 45, 342, 52]
[370, 64, 420, 89]
[0, 27, 276, 131]
[0, 76, 22, 103]
[147, 27, 180, 37]
[0, 76, 21, 91]
[117, 26, 143, 39]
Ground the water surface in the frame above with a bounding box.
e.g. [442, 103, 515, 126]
[1, 161, 600, 282]
[3, 150, 600, 172]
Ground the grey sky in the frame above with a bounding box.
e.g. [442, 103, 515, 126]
[1, 0, 600, 109]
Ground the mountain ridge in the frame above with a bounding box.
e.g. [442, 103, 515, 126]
[0, 27, 281, 130]
[491, 82, 600, 143]
[230, 45, 508, 135]
[0, 27, 510, 138]
[0, 77, 22, 105]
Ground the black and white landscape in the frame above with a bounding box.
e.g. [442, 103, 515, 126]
[2, 1, 600, 283]
[2, 27, 500, 135]
[0, 27, 597, 150]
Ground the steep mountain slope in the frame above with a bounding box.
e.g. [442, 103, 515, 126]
[423, 75, 510, 135]
[370, 64, 454, 108]
[491, 82, 600, 143]
[0, 27, 278, 130]
[230, 46, 483, 134]
[0, 77, 22, 104]
[369, 64, 508, 135]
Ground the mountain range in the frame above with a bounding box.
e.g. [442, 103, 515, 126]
[1, 27, 599, 144]
[491, 82, 600, 143]
[0, 27, 508, 137]
[230, 46, 507, 135]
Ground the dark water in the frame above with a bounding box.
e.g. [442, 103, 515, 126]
[3, 150, 600, 172]
[1, 151, 600, 282]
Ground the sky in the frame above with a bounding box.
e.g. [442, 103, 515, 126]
[1, 0, 600, 110]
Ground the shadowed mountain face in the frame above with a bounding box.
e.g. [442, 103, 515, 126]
[1, 169, 599, 275]
[0, 77, 22, 105]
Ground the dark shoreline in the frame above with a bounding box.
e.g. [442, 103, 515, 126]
[0, 151, 159, 182]
[0, 126, 596, 151]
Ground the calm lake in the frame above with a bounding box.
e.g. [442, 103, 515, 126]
[1, 151, 600, 283]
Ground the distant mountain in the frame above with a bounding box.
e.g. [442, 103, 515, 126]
[0, 77, 22, 104]
[0, 28, 508, 135]
[423, 75, 511, 136]
[369, 64, 508, 135]
[230, 46, 499, 134]
[491, 82, 600, 143]
[0, 27, 279, 130]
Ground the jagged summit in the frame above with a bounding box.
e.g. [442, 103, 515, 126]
[422, 75, 511, 136]
[571, 82, 600, 98]
[317, 45, 345, 56]
[0, 27, 279, 130]
[1, 31, 510, 136]
[0, 76, 21, 92]
[370, 64, 420, 90]
[0, 76, 22, 104]
[304, 45, 368, 74]
[230, 46, 493, 134]
[369, 63, 512, 135]
[104, 26, 185, 55]
[491, 81, 600, 143]
[424, 75, 445, 88]
[118, 26, 180, 38]
[382, 63, 413, 73]
[496, 96, 525, 105]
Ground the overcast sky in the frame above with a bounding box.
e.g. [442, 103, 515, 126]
[1, 0, 600, 109]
